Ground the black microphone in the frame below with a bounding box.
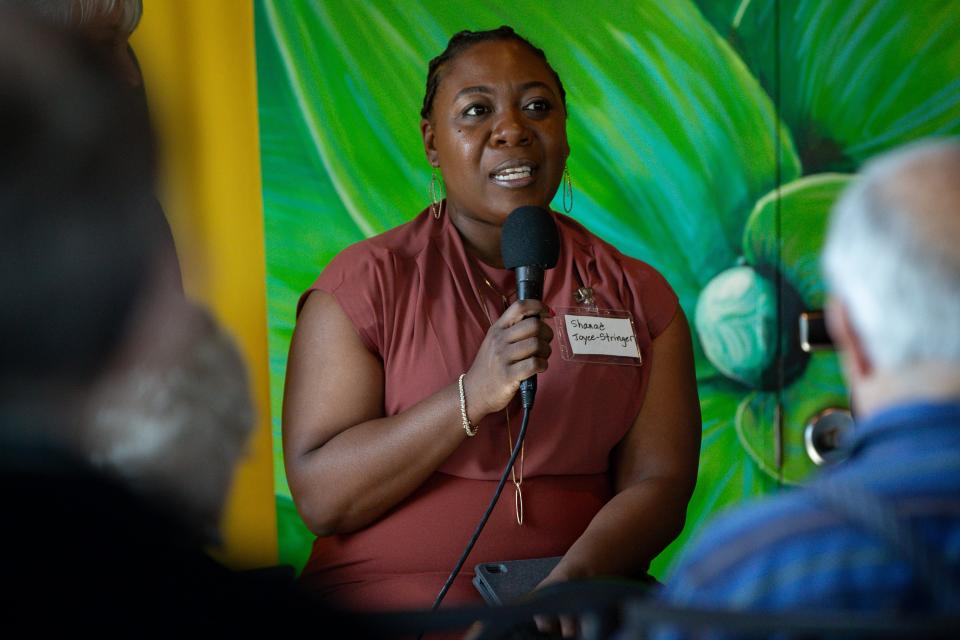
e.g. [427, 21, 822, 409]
[501, 206, 560, 410]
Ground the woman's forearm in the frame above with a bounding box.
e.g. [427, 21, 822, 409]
[288, 376, 487, 536]
[547, 476, 691, 582]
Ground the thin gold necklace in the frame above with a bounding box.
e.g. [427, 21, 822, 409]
[474, 271, 525, 526]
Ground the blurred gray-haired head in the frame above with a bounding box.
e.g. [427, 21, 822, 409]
[4, 0, 146, 87]
[86, 303, 255, 545]
[4, 0, 142, 34]
[822, 138, 960, 370]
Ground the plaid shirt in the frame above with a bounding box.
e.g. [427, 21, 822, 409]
[660, 401, 960, 617]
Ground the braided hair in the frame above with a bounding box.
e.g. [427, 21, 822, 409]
[420, 26, 567, 120]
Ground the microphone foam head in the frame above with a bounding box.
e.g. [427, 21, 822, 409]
[501, 206, 560, 270]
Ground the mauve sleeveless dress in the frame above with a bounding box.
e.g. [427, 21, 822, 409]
[295, 206, 677, 611]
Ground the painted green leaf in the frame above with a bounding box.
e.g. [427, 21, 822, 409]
[692, 0, 747, 40]
[732, 0, 960, 173]
[276, 494, 313, 574]
[735, 353, 848, 485]
[743, 174, 852, 309]
[256, 0, 372, 499]
[555, 3, 802, 304]
[650, 379, 779, 578]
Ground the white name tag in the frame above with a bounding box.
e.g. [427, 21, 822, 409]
[563, 314, 640, 358]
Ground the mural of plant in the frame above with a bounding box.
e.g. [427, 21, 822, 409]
[693, 0, 959, 496]
[255, 0, 960, 575]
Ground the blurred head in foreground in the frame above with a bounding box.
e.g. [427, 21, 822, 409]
[823, 138, 960, 416]
[0, 8, 228, 533]
[86, 303, 255, 545]
[0, 11, 156, 423]
[4, 0, 144, 86]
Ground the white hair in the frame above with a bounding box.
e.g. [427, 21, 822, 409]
[86, 305, 255, 544]
[8, 0, 142, 34]
[822, 138, 960, 370]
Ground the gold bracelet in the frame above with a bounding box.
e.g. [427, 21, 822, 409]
[458, 373, 477, 436]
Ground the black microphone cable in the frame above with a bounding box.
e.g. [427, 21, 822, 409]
[422, 206, 553, 636]
[428, 405, 532, 613]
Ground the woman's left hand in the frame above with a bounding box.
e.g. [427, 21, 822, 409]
[532, 563, 584, 638]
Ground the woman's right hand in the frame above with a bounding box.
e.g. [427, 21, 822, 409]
[462, 298, 554, 421]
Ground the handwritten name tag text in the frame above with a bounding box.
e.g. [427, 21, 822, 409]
[563, 314, 640, 358]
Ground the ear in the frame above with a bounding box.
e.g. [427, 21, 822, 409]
[420, 118, 439, 167]
[826, 297, 873, 380]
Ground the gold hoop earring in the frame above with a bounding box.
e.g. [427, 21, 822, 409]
[429, 169, 446, 220]
[562, 165, 573, 214]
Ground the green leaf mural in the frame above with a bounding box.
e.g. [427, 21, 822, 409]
[729, 175, 853, 486]
[694, 175, 852, 488]
[744, 173, 852, 309]
[694, 0, 749, 40]
[736, 353, 848, 486]
[256, 0, 959, 582]
[702, 0, 960, 172]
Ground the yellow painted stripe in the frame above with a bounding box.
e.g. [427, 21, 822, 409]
[132, 0, 277, 568]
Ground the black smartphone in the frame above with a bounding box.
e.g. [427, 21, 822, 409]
[473, 556, 562, 606]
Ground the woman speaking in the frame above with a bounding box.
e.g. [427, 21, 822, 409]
[283, 26, 701, 611]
